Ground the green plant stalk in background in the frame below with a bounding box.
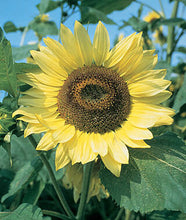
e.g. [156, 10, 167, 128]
[167, 0, 179, 64]
[28, 135, 75, 219]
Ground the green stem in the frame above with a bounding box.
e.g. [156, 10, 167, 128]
[28, 135, 75, 219]
[171, 29, 184, 54]
[166, 0, 179, 64]
[20, 26, 28, 46]
[58, 3, 64, 42]
[125, 209, 131, 220]
[42, 210, 72, 220]
[158, 0, 166, 17]
[76, 161, 94, 220]
[114, 208, 124, 220]
[135, 0, 162, 17]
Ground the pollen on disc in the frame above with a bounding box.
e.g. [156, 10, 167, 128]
[57, 65, 131, 134]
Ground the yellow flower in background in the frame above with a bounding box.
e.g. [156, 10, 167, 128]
[39, 14, 49, 22]
[144, 11, 166, 46]
[13, 21, 174, 177]
[26, 57, 36, 64]
[153, 27, 167, 46]
[118, 33, 124, 42]
[143, 11, 161, 23]
[63, 162, 109, 203]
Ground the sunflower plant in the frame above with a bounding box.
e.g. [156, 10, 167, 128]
[0, 0, 185, 220]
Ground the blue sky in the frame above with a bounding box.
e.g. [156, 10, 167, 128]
[0, 0, 185, 100]
[1, 0, 185, 47]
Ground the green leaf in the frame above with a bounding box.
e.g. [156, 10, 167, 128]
[2, 142, 12, 167]
[1, 156, 43, 202]
[137, 4, 143, 18]
[176, 46, 186, 54]
[100, 132, 186, 213]
[0, 135, 38, 171]
[173, 62, 186, 75]
[29, 20, 58, 37]
[39, 0, 50, 14]
[0, 103, 16, 143]
[0, 27, 4, 42]
[155, 60, 172, 80]
[2, 95, 18, 111]
[14, 63, 40, 74]
[23, 180, 45, 205]
[12, 44, 38, 61]
[147, 210, 186, 220]
[180, 0, 186, 5]
[37, 0, 61, 13]
[159, 18, 185, 26]
[81, 0, 133, 15]
[0, 169, 14, 198]
[126, 16, 148, 32]
[173, 73, 186, 113]
[151, 18, 185, 30]
[0, 29, 17, 97]
[81, 7, 116, 24]
[0, 108, 15, 135]
[0, 203, 43, 220]
[3, 21, 17, 33]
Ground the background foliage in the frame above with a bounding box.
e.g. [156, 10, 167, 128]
[0, 0, 186, 219]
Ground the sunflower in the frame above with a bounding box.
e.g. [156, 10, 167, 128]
[143, 11, 161, 23]
[13, 21, 174, 177]
[63, 162, 109, 203]
[153, 26, 167, 46]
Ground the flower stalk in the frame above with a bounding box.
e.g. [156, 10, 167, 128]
[166, 0, 179, 64]
[28, 135, 75, 219]
[76, 161, 94, 220]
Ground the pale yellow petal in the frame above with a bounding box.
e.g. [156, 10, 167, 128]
[44, 37, 78, 72]
[101, 154, 121, 177]
[108, 134, 129, 164]
[13, 106, 57, 119]
[30, 50, 67, 79]
[132, 90, 172, 104]
[17, 73, 61, 92]
[24, 123, 48, 137]
[118, 46, 143, 77]
[89, 132, 108, 156]
[129, 79, 171, 97]
[154, 115, 174, 126]
[68, 131, 97, 165]
[104, 32, 136, 68]
[18, 96, 57, 108]
[74, 21, 93, 66]
[60, 23, 83, 66]
[16, 116, 39, 123]
[132, 50, 158, 74]
[35, 114, 65, 130]
[116, 129, 150, 148]
[93, 21, 110, 66]
[55, 143, 70, 170]
[52, 124, 75, 143]
[36, 132, 57, 151]
[127, 103, 174, 128]
[21, 72, 62, 87]
[80, 133, 98, 164]
[121, 121, 153, 140]
[21, 87, 59, 98]
[126, 69, 167, 84]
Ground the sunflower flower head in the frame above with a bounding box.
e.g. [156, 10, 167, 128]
[143, 11, 161, 23]
[39, 14, 49, 22]
[153, 27, 167, 46]
[62, 162, 109, 203]
[13, 21, 175, 177]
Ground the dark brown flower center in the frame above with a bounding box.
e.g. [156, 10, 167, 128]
[57, 66, 131, 134]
